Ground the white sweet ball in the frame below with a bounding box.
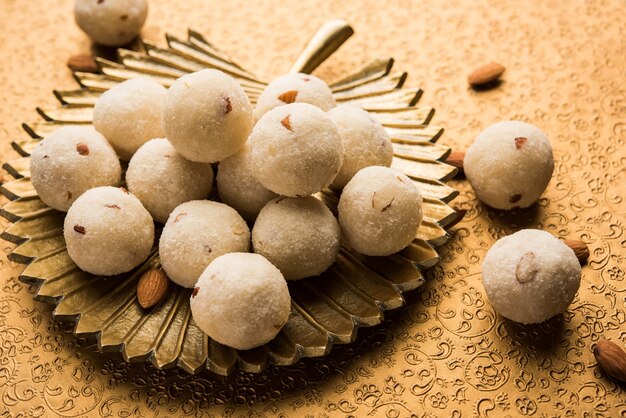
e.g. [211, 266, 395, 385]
[464, 121, 554, 210]
[190, 252, 291, 350]
[252, 197, 341, 280]
[327, 105, 393, 189]
[74, 0, 148, 46]
[254, 73, 336, 120]
[162, 69, 253, 163]
[159, 201, 250, 288]
[249, 103, 343, 197]
[64, 186, 154, 276]
[339, 166, 423, 256]
[93, 78, 166, 161]
[126, 138, 214, 223]
[216, 145, 278, 222]
[30, 126, 122, 212]
[482, 229, 581, 324]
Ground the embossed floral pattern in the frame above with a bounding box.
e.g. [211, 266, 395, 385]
[429, 392, 448, 409]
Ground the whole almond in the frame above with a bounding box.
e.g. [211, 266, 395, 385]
[468, 62, 505, 87]
[137, 269, 169, 309]
[594, 340, 626, 382]
[446, 151, 465, 172]
[564, 239, 590, 263]
[67, 54, 99, 73]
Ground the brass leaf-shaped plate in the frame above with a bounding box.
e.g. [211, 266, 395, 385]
[0, 26, 459, 375]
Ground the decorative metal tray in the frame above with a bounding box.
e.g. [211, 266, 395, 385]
[0, 20, 460, 375]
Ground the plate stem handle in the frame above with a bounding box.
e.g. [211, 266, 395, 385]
[289, 20, 354, 74]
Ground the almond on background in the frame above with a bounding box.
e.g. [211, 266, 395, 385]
[564, 239, 590, 263]
[445, 151, 465, 172]
[67, 54, 99, 73]
[137, 269, 169, 309]
[468, 62, 505, 87]
[594, 340, 626, 382]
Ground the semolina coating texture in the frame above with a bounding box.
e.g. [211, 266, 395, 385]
[252, 197, 341, 280]
[162, 69, 253, 163]
[216, 144, 278, 222]
[249, 103, 343, 197]
[482, 229, 581, 324]
[338, 166, 423, 256]
[30, 126, 122, 212]
[327, 105, 393, 190]
[93, 78, 166, 161]
[74, 0, 148, 46]
[190, 252, 291, 350]
[63, 186, 154, 276]
[159, 200, 250, 288]
[464, 121, 554, 210]
[254, 73, 336, 120]
[126, 138, 214, 223]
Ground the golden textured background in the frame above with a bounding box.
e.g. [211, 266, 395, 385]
[1, 0, 625, 416]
